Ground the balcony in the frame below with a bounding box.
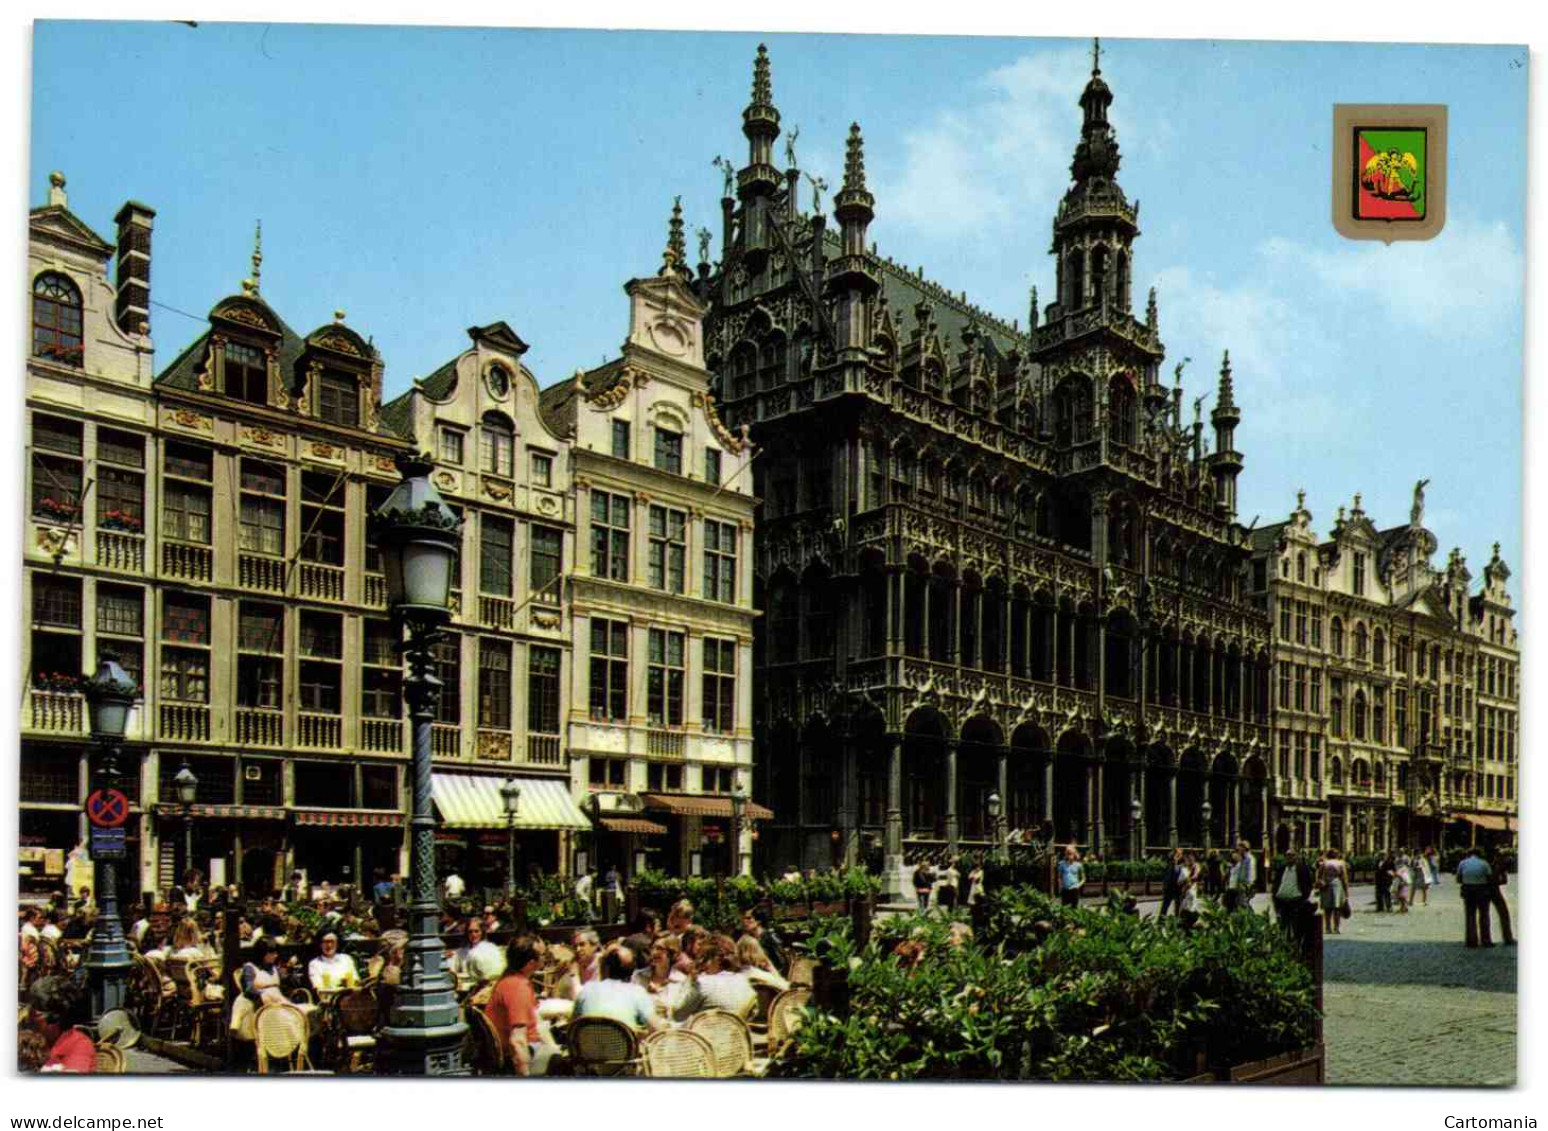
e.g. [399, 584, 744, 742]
[525, 734, 562, 765]
[239, 554, 287, 594]
[476, 730, 512, 762]
[478, 595, 515, 631]
[432, 724, 462, 759]
[160, 703, 211, 743]
[361, 718, 404, 754]
[297, 563, 345, 603]
[298, 712, 342, 750]
[29, 690, 84, 735]
[364, 574, 387, 609]
[647, 729, 685, 759]
[163, 541, 213, 583]
[235, 708, 284, 748]
[97, 530, 145, 573]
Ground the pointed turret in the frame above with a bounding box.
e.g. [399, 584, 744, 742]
[826, 121, 880, 358]
[833, 122, 875, 254]
[660, 196, 691, 281]
[739, 43, 782, 196]
[1146, 286, 1157, 331]
[1028, 285, 1039, 329]
[1208, 349, 1243, 519]
[1071, 37, 1121, 186]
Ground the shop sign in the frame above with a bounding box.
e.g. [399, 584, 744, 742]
[90, 827, 127, 861]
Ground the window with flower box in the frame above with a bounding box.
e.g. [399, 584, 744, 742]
[32, 415, 83, 522]
[33, 273, 83, 367]
[97, 466, 144, 533]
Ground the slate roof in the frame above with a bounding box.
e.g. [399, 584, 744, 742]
[538, 361, 618, 438]
[1250, 521, 1289, 552]
[153, 292, 307, 394]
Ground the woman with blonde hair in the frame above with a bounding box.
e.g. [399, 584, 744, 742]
[735, 935, 790, 991]
[171, 917, 214, 960]
[665, 898, 695, 934]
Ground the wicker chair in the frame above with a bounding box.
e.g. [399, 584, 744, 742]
[639, 1028, 716, 1079]
[766, 987, 811, 1055]
[786, 957, 816, 986]
[464, 1004, 507, 1076]
[94, 1042, 127, 1075]
[164, 957, 222, 1047]
[332, 988, 379, 1073]
[748, 982, 780, 1032]
[686, 1009, 754, 1078]
[254, 1002, 314, 1074]
[566, 1015, 640, 1077]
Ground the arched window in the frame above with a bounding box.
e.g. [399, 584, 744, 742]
[1330, 757, 1344, 786]
[1353, 691, 1368, 740]
[33, 272, 84, 367]
[1065, 250, 1085, 309]
[1331, 617, 1345, 656]
[1090, 245, 1109, 306]
[1297, 552, 1306, 582]
[480, 411, 515, 478]
[1053, 376, 1094, 446]
[1354, 623, 1368, 660]
[1114, 251, 1130, 310]
[1374, 760, 1385, 790]
[730, 341, 757, 400]
[1373, 629, 1386, 666]
[968, 472, 987, 513]
[758, 334, 787, 390]
[1107, 376, 1136, 446]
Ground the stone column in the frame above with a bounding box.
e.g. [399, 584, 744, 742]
[1092, 756, 1105, 852]
[878, 735, 911, 908]
[944, 740, 959, 851]
[1042, 754, 1055, 826]
[951, 582, 964, 667]
[1083, 761, 1095, 845]
[921, 577, 932, 659]
[1231, 777, 1242, 844]
[1136, 762, 1148, 857]
[1168, 766, 1179, 847]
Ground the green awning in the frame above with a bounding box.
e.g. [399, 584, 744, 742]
[431, 773, 591, 831]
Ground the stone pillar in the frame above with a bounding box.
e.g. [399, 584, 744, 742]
[1168, 766, 1179, 847]
[1092, 756, 1104, 852]
[1042, 755, 1055, 826]
[1136, 762, 1148, 857]
[1231, 777, 1242, 844]
[1083, 761, 1095, 845]
[921, 578, 932, 659]
[880, 735, 909, 908]
[944, 740, 959, 851]
[951, 582, 964, 667]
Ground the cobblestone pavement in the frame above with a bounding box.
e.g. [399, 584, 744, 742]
[1321, 878, 1517, 1086]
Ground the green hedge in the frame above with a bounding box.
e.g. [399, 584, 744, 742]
[770, 886, 1319, 1082]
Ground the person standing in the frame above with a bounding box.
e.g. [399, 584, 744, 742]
[1178, 855, 1202, 931]
[1412, 847, 1433, 906]
[1487, 851, 1516, 946]
[1235, 840, 1258, 908]
[1392, 852, 1412, 914]
[1273, 850, 1314, 949]
[1318, 848, 1348, 935]
[1374, 853, 1394, 913]
[1455, 847, 1494, 948]
[912, 858, 935, 914]
[1158, 847, 1184, 918]
[1057, 845, 1086, 910]
[443, 869, 466, 902]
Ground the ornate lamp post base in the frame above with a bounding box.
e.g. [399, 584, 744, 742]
[379, 1023, 470, 1077]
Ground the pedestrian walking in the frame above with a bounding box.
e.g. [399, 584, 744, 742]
[1392, 853, 1411, 913]
[1374, 853, 1394, 913]
[1455, 847, 1494, 948]
[1273, 849, 1315, 952]
[1204, 849, 1225, 898]
[1057, 844, 1086, 909]
[912, 858, 935, 914]
[1178, 856, 1202, 931]
[1318, 848, 1349, 935]
[1487, 851, 1516, 946]
[1413, 847, 1433, 906]
[1158, 847, 1184, 918]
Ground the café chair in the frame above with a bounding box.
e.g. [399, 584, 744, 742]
[685, 1009, 754, 1078]
[639, 1028, 716, 1079]
[567, 1015, 639, 1077]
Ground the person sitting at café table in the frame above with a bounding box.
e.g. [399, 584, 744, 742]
[171, 918, 219, 965]
[27, 976, 95, 1073]
[230, 937, 291, 1042]
[739, 906, 787, 974]
[554, 929, 601, 1000]
[575, 945, 665, 1033]
[486, 934, 557, 1076]
[665, 898, 695, 935]
[632, 936, 685, 1008]
[307, 930, 359, 993]
[670, 934, 756, 1020]
[736, 935, 789, 991]
[672, 926, 707, 976]
[448, 917, 504, 981]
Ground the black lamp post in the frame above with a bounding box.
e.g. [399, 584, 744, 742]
[730, 784, 747, 877]
[1201, 797, 1214, 851]
[174, 762, 198, 880]
[1130, 794, 1143, 861]
[371, 452, 467, 1076]
[500, 778, 522, 900]
[986, 791, 1007, 864]
[80, 652, 137, 1024]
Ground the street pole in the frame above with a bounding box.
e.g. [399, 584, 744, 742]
[506, 815, 517, 901]
[85, 736, 132, 1023]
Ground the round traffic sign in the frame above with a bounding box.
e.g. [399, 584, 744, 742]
[86, 788, 130, 828]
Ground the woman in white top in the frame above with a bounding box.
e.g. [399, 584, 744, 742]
[671, 935, 756, 1020]
[631, 937, 686, 1016]
[1412, 846, 1434, 906]
[735, 935, 790, 992]
[1392, 853, 1412, 914]
[307, 931, 360, 993]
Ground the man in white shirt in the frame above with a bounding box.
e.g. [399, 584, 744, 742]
[20, 908, 44, 943]
[575, 947, 664, 1032]
[40, 911, 64, 943]
[449, 917, 506, 984]
[443, 872, 466, 901]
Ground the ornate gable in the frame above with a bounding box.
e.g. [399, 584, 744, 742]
[28, 205, 114, 259]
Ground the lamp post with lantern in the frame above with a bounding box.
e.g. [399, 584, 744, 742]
[80, 652, 137, 1024]
[500, 778, 522, 900]
[1130, 794, 1143, 862]
[1202, 797, 1214, 852]
[371, 452, 467, 1076]
[986, 791, 1007, 864]
[174, 762, 198, 880]
[730, 785, 747, 877]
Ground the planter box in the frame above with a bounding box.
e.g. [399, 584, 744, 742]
[1184, 1043, 1325, 1085]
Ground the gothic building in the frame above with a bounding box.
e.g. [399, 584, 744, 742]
[1250, 486, 1519, 855]
[697, 44, 1274, 876]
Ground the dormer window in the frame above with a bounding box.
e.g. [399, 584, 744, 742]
[317, 369, 359, 427]
[33, 273, 83, 368]
[225, 341, 269, 405]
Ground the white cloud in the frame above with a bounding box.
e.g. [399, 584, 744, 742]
[1259, 216, 1523, 335]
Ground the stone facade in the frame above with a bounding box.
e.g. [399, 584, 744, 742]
[1250, 486, 1519, 854]
[538, 219, 760, 877]
[697, 45, 1273, 876]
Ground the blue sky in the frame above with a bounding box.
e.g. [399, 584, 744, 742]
[30, 23, 1526, 602]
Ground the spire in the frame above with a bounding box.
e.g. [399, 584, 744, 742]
[240, 221, 263, 295]
[1029, 285, 1039, 329]
[1216, 349, 1235, 411]
[843, 122, 867, 192]
[660, 196, 689, 280]
[750, 42, 773, 110]
[1071, 36, 1120, 184]
[1146, 286, 1158, 331]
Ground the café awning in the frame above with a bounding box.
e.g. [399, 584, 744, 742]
[431, 773, 590, 831]
[154, 803, 286, 820]
[1460, 812, 1513, 832]
[640, 792, 775, 821]
[600, 817, 669, 836]
[293, 809, 404, 828]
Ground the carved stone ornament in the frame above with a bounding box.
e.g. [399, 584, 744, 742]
[313, 330, 364, 357]
[532, 611, 561, 630]
[648, 318, 691, 357]
[215, 302, 276, 332]
[585, 374, 631, 412]
[483, 479, 512, 501]
[702, 394, 746, 454]
[36, 527, 73, 557]
[536, 494, 560, 516]
[242, 425, 283, 449]
[374, 454, 399, 474]
[166, 408, 213, 433]
[195, 343, 216, 391]
[433, 471, 457, 490]
[309, 440, 339, 459]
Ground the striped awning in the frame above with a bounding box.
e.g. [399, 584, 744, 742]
[155, 803, 286, 820]
[293, 809, 404, 828]
[600, 817, 669, 836]
[431, 774, 591, 831]
[1460, 812, 1513, 832]
[640, 792, 775, 821]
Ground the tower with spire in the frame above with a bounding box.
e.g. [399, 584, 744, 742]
[1209, 349, 1244, 518]
[827, 123, 880, 356]
[737, 44, 783, 258]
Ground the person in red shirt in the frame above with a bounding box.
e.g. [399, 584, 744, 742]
[28, 976, 95, 1073]
[485, 935, 547, 1075]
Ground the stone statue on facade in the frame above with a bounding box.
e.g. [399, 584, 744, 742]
[805, 171, 829, 215]
[713, 154, 734, 198]
[1411, 478, 1430, 525]
[785, 124, 800, 170]
[696, 227, 713, 265]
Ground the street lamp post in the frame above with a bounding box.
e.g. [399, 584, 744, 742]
[80, 652, 137, 1025]
[371, 452, 467, 1076]
[730, 785, 747, 877]
[1130, 794, 1143, 861]
[986, 791, 1006, 864]
[174, 762, 198, 880]
[1201, 797, 1214, 852]
[500, 778, 522, 900]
